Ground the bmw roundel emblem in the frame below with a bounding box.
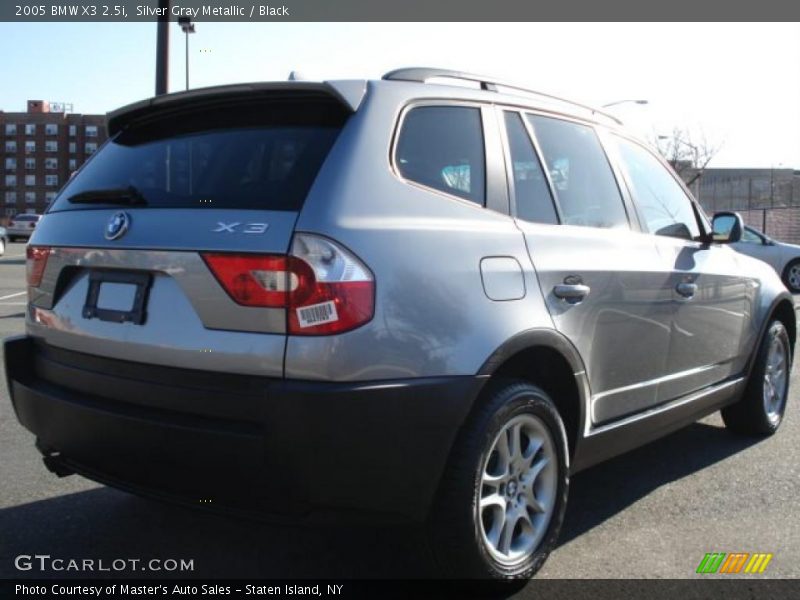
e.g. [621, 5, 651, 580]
[105, 212, 130, 240]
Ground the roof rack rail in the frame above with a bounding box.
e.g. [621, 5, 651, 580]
[382, 67, 622, 125]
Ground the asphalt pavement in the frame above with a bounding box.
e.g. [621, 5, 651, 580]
[1, 240, 798, 586]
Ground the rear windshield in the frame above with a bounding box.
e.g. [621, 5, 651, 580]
[13, 214, 39, 221]
[49, 99, 348, 212]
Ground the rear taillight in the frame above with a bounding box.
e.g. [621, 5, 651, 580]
[201, 234, 374, 336]
[26, 246, 51, 287]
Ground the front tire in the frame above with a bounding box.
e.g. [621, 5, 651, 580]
[782, 259, 800, 293]
[429, 380, 569, 579]
[723, 320, 791, 435]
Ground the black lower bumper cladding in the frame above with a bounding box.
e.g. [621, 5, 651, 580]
[4, 335, 481, 523]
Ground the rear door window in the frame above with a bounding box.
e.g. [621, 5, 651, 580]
[395, 106, 486, 205]
[526, 114, 628, 229]
[49, 100, 348, 212]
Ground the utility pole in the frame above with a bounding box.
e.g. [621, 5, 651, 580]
[178, 17, 196, 90]
[155, 0, 170, 95]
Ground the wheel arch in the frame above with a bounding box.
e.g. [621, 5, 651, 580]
[475, 329, 591, 460]
[749, 294, 796, 378]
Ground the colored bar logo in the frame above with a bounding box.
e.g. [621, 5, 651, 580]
[696, 552, 773, 574]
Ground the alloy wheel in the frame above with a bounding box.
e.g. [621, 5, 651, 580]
[477, 414, 558, 566]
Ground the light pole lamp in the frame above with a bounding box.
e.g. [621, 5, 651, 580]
[602, 99, 649, 108]
[178, 17, 195, 91]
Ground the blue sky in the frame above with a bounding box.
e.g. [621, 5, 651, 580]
[2, 22, 798, 168]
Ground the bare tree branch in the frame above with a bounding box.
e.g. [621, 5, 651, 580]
[652, 128, 721, 188]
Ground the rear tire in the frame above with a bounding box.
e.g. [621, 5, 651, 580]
[782, 259, 800, 293]
[722, 320, 791, 435]
[429, 380, 569, 579]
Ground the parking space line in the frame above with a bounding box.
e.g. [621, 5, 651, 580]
[0, 291, 26, 301]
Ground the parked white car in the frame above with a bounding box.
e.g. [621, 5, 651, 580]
[7, 213, 42, 242]
[728, 222, 800, 293]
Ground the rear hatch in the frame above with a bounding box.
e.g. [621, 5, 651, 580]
[26, 82, 360, 377]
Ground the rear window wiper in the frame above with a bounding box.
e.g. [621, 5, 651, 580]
[67, 185, 147, 206]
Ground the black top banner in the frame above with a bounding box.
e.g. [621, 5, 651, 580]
[2, 0, 800, 22]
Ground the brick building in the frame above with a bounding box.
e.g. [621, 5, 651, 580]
[1, 100, 107, 218]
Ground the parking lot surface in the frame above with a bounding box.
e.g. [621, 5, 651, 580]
[1, 240, 799, 583]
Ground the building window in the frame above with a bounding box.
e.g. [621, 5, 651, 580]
[5, 124, 16, 136]
[86, 125, 98, 138]
[45, 124, 58, 136]
[4, 158, 16, 171]
[5, 141, 16, 152]
[25, 141, 36, 154]
[5, 175, 17, 186]
[45, 140, 58, 152]
[5, 208, 18, 217]
[69, 125, 76, 137]
[4, 191, 17, 203]
[45, 174, 58, 187]
[85, 142, 97, 154]
[45, 191, 56, 202]
[25, 175, 36, 187]
[68, 159, 77, 171]
[25, 124, 36, 136]
[25, 191, 36, 204]
[69, 142, 76, 154]
[25, 158, 36, 170]
[45, 157, 58, 170]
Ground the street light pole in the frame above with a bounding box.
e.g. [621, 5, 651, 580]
[178, 17, 196, 91]
[155, 0, 169, 95]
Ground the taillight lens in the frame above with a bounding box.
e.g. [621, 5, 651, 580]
[287, 234, 374, 335]
[201, 234, 374, 336]
[26, 246, 51, 287]
[202, 254, 293, 308]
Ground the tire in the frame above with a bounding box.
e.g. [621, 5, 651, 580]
[782, 259, 800, 293]
[722, 320, 791, 435]
[429, 379, 569, 580]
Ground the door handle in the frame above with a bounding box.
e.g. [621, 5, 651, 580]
[553, 284, 591, 303]
[676, 282, 698, 298]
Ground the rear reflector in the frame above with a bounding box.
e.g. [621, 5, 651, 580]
[201, 234, 374, 335]
[26, 246, 51, 287]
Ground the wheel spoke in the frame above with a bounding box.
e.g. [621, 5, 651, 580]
[498, 510, 519, 555]
[508, 423, 523, 463]
[480, 492, 506, 510]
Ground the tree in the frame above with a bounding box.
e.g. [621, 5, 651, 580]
[653, 127, 721, 188]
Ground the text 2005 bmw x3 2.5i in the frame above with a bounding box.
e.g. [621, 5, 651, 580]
[5, 68, 795, 579]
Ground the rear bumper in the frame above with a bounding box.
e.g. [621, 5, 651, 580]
[5, 336, 482, 523]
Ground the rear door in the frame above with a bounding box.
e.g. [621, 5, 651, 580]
[608, 134, 748, 401]
[500, 109, 675, 425]
[27, 86, 354, 377]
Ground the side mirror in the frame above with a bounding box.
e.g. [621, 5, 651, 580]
[711, 212, 744, 243]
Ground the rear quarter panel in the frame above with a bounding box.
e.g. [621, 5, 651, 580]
[286, 82, 555, 381]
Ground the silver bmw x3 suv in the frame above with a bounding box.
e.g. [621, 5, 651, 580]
[5, 68, 795, 579]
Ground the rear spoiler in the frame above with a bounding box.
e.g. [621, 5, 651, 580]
[106, 80, 367, 136]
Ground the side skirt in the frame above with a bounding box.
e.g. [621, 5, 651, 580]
[571, 377, 746, 473]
